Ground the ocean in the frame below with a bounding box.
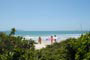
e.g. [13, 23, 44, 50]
[4, 31, 88, 41]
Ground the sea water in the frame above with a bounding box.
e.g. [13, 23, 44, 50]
[5, 31, 88, 41]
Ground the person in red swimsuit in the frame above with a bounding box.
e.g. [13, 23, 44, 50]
[51, 36, 53, 44]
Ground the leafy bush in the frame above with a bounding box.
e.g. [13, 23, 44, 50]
[0, 28, 90, 60]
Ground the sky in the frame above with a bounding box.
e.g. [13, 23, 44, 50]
[0, 0, 90, 31]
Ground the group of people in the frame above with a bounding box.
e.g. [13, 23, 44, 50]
[38, 35, 57, 44]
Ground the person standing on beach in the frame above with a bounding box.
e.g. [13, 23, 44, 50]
[38, 37, 42, 44]
[51, 36, 53, 44]
[54, 35, 57, 43]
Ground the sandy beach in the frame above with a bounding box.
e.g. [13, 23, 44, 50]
[34, 34, 80, 49]
[34, 40, 51, 49]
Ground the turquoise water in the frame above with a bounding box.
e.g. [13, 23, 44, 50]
[3, 31, 89, 40]
[5, 31, 88, 36]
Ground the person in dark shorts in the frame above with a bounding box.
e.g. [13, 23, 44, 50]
[54, 35, 57, 43]
[38, 36, 42, 44]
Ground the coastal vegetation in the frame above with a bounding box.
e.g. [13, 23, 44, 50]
[0, 28, 90, 60]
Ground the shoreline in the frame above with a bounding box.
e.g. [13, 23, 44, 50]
[16, 34, 81, 49]
[34, 34, 80, 49]
[24, 34, 81, 40]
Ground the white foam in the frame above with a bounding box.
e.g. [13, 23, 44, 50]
[23, 34, 81, 41]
